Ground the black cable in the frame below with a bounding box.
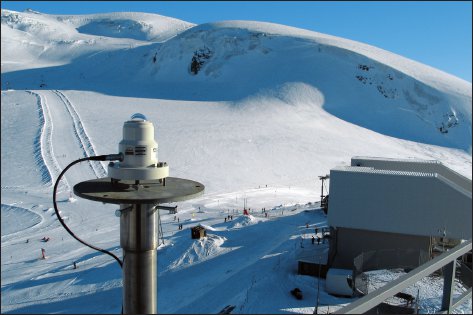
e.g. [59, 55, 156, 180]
[53, 154, 123, 267]
[52, 154, 124, 313]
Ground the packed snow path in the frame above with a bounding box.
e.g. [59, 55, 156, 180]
[34, 90, 106, 192]
[52, 90, 107, 179]
[27, 91, 55, 186]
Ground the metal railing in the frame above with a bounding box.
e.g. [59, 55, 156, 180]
[334, 239, 472, 314]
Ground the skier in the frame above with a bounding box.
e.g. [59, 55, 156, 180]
[73, 261, 77, 269]
[311, 236, 315, 245]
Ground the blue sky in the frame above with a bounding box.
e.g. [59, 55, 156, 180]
[2, 1, 471, 82]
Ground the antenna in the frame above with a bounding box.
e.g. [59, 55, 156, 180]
[73, 114, 204, 314]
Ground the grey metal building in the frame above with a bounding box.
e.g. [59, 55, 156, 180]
[326, 156, 472, 269]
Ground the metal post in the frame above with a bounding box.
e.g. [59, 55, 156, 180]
[121, 203, 157, 314]
[320, 178, 324, 203]
[68, 115, 206, 314]
[74, 176, 204, 314]
[314, 254, 321, 314]
[441, 260, 456, 313]
[319, 175, 329, 206]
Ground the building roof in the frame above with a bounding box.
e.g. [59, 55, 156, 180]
[352, 156, 441, 165]
[350, 156, 471, 193]
[333, 166, 437, 178]
[328, 157, 472, 240]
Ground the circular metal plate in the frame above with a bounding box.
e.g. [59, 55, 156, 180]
[73, 177, 204, 204]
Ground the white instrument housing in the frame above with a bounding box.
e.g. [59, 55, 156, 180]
[108, 113, 169, 180]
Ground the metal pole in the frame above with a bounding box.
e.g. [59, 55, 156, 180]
[441, 260, 456, 313]
[121, 203, 157, 314]
[314, 254, 321, 314]
[321, 178, 324, 203]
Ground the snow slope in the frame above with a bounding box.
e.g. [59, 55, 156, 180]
[1, 9, 471, 314]
[2, 15, 471, 152]
[1, 9, 194, 73]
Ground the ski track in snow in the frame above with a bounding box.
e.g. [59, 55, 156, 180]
[29, 91, 53, 185]
[26, 90, 62, 188]
[52, 90, 107, 178]
[1, 203, 43, 240]
[0, 203, 63, 245]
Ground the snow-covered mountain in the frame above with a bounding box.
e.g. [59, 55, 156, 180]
[2, 10, 471, 152]
[1, 9, 194, 72]
[1, 9, 471, 314]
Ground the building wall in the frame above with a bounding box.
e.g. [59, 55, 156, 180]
[328, 167, 472, 239]
[330, 227, 431, 269]
[351, 156, 472, 193]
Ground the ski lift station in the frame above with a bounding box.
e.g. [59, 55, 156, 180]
[306, 156, 472, 298]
